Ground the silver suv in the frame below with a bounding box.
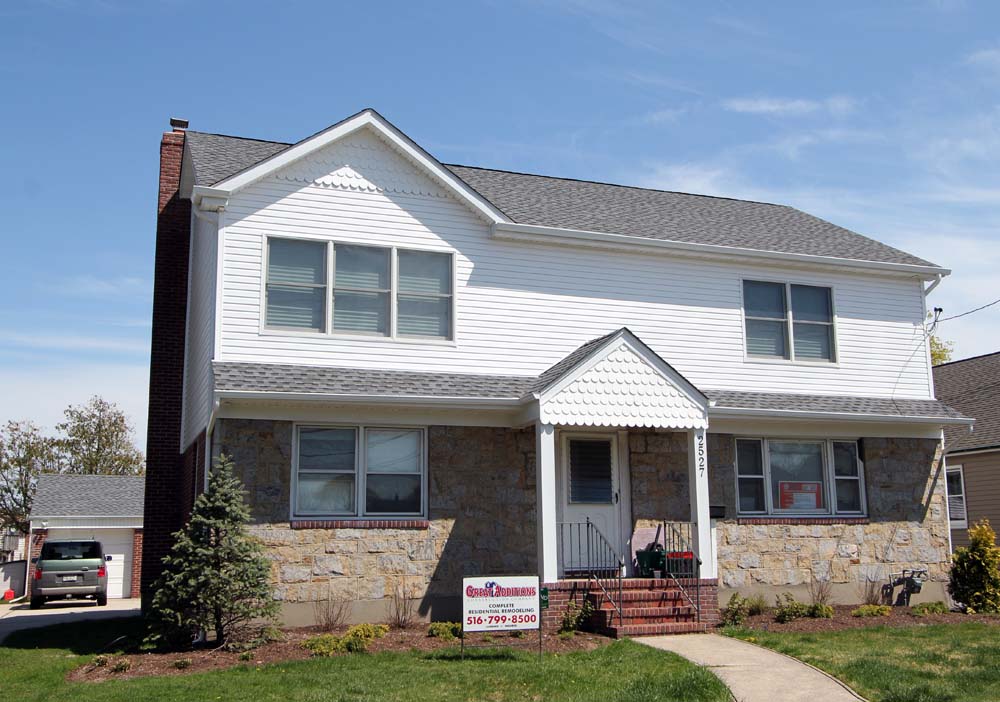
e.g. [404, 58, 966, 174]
[30, 539, 111, 608]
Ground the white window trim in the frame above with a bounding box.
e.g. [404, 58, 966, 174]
[261, 235, 456, 343]
[734, 437, 867, 517]
[740, 277, 840, 365]
[946, 464, 968, 529]
[291, 424, 428, 520]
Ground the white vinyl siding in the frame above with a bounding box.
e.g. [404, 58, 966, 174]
[946, 465, 967, 529]
[181, 212, 218, 450]
[214, 129, 934, 399]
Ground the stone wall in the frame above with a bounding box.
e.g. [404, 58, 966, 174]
[629, 430, 689, 528]
[710, 436, 950, 602]
[213, 420, 536, 623]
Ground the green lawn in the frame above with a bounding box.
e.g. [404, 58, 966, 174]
[726, 623, 1000, 702]
[2, 618, 729, 702]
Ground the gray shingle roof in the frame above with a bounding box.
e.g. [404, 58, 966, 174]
[933, 352, 1000, 453]
[182, 128, 938, 268]
[706, 390, 966, 420]
[30, 475, 145, 518]
[214, 362, 533, 399]
[214, 360, 966, 423]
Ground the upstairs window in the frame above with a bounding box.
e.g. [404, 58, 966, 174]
[264, 237, 453, 340]
[743, 280, 835, 362]
[736, 438, 865, 516]
[946, 465, 967, 529]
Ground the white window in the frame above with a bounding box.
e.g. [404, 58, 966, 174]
[265, 237, 453, 340]
[293, 426, 426, 518]
[946, 465, 967, 529]
[735, 439, 866, 516]
[743, 280, 835, 362]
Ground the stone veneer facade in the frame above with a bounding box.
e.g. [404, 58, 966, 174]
[213, 420, 537, 623]
[213, 419, 949, 623]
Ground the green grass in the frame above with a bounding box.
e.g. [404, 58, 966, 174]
[2, 617, 729, 702]
[725, 623, 1000, 702]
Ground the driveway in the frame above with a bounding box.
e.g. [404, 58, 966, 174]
[0, 598, 140, 644]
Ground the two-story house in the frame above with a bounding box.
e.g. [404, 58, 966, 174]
[145, 109, 970, 635]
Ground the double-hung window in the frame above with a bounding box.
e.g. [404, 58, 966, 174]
[264, 237, 453, 340]
[735, 438, 866, 516]
[743, 280, 835, 362]
[946, 465, 967, 529]
[294, 425, 425, 518]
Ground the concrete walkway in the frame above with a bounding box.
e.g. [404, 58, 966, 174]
[640, 633, 865, 702]
[0, 599, 140, 644]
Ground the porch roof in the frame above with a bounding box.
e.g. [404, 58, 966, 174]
[212, 361, 970, 424]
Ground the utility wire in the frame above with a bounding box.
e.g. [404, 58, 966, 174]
[939, 296, 1000, 322]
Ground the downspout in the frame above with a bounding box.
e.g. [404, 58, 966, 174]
[203, 396, 221, 492]
[924, 274, 943, 297]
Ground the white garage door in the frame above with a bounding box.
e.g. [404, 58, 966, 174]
[47, 528, 133, 598]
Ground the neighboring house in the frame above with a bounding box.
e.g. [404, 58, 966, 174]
[933, 352, 1000, 549]
[1, 530, 26, 562]
[29, 474, 144, 599]
[145, 108, 970, 633]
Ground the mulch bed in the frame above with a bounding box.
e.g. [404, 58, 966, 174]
[69, 626, 608, 683]
[733, 604, 1000, 633]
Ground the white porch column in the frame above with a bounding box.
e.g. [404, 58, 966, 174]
[536, 422, 559, 583]
[688, 427, 717, 579]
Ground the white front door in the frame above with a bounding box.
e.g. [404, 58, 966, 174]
[559, 433, 624, 574]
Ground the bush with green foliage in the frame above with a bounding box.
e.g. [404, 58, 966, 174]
[302, 623, 389, 656]
[810, 603, 834, 619]
[427, 621, 463, 640]
[744, 594, 769, 616]
[559, 600, 593, 633]
[172, 658, 192, 670]
[721, 593, 751, 626]
[910, 600, 948, 617]
[851, 604, 891, 617]
[144, 455, 279, 649]
[774, 593, 811, 623]
[949, 520, 1000, 613]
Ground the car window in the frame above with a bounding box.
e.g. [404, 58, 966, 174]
[40, 541, 102, 560]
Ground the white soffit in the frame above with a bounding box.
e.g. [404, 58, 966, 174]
[539, 334, 708, 429]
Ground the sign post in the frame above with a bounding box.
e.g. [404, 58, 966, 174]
[461, 576, 542, 659]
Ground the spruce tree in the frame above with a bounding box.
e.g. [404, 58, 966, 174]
[146, 454, 277, 648]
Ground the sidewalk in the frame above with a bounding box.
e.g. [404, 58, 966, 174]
[639, 633, 865, 702]
[0, 599, 140, 644]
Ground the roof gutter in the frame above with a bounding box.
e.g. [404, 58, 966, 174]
[492, 222, 950, 279]
[216, 389, 524, 410]
[709, 406, 975, 425]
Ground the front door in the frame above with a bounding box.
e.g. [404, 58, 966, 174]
[559, 433, 623, 575]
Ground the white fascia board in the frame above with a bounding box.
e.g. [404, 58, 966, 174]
[202, 110, 510, 224]
[492, 222, 950, 279]
[709, 406, 975, 426]
[192, 186, 229, 212]
[216, 389, 523, 411]
[944, 446, 1000, 457]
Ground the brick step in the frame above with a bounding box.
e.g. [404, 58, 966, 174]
[592, 613, 697, 627]
[588, 591, 690, 606]
[601, 621, 707, 639]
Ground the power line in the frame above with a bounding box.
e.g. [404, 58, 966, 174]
[939, 296, 1000, 322]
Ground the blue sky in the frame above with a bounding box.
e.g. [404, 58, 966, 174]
[2, 0, 999, 449]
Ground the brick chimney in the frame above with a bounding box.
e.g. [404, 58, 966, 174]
[141, 119, 192, 607]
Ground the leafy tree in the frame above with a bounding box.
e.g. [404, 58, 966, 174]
[949, 519, 1000, 613]
[0, 421, 61, 533]
[56, 396, 144, 475]
[930, 335, 954, 366]
[146, 455, 277, 648]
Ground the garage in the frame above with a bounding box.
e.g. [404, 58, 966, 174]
[46, 527, 134, 599]
[28, 474, 145, 600]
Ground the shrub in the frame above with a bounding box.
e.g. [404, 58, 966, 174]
[744, 594, 769, 616]
[427, 621, 463, 640]
[807, 575, 833, 607]
[510, 630, 525, 639]
[172, 658, 192, 670]
[774, 593, 811, 623]
[110, 658, 132, 673]
[857, 574, 885, 606]
[949, 520, 1000, 613]
[238, 651, 253, 662]
[558, 630, 575, 640]
[911, 600, 949, 617]
[145, 455, 279, 649]
[302, 634, 341, 657]
[852, 604, 891, 617]
[302, 623, 388, 656]
[721, 593, 751, 626]
[313, 593, 351, 632]
[93, 655, 109, 667]
[559, 600, 593, 633]
[809, 603, 834, 619]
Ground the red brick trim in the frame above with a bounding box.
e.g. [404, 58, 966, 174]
[291, 519, 430, 530]
[737, 517, 869, 525]
[130, 529, 143, 599]
[28, 529, 47, 587]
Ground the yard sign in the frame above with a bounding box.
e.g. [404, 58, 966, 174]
[462, 576, 540, 632]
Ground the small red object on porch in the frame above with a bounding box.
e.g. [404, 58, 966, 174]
[3, 588, 14, 601]
[666, 551, 694, 560]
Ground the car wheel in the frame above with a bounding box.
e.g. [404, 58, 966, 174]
[96, 593, 108, 606]
[29, 597, 44, 610]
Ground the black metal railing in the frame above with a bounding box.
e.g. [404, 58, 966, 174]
[659, 520, 702, 622]
[557, 519, 624, 626]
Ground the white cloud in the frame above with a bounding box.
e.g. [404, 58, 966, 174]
[722, 95, 857, 117]
[640, 107, 688, 124]
[965, 46, 1000, 71]
[0, 362, 149, 450]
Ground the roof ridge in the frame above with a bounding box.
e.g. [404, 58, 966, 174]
[446, 163, 790, 208]
[933, 349, 1000, 369]
[187, 130, 292, 146]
